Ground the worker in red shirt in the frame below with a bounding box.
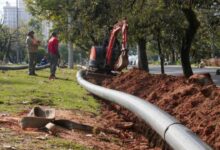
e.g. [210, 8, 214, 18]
[48, 32, 60, 79]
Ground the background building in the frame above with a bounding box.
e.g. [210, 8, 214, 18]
[3, 0, 31, 29]
[3, 2, 17, 28]
[17, 0, 31, 25]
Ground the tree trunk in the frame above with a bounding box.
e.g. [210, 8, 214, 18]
[68, 41, 73, 69]
[67, 13, 74, 69]
[16, 44, 20, 63]
[171, 48, 175, 64]
[181, 8, 200, 78]
[4, 37, 11, 63]
[157, 29, 164, 74]
[137, 38, 149, 72]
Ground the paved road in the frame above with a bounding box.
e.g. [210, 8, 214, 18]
[148, 65, 220, 86]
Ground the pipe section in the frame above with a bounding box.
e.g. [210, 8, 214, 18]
[77, 70, 212, 150]
[36, 64, 50, 70]
[0, 64, 50, 70]
[165, 124, 212, 150]
[0, 65, 28, 70]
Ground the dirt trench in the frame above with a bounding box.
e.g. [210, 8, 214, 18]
[92, 69, 220, 149]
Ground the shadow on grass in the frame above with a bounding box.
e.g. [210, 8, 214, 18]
[30, 97, 55, 106]
[0, 79, 33, 85]
[36, 75, 73, 81]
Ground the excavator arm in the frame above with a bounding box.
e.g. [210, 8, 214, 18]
[88, 19, 128, 72]
[105, 20, 128, 71]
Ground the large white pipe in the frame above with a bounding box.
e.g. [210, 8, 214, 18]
[0, 65, 28, 70]
[0, 64, 49, 70]
[77, 70, 212, 150]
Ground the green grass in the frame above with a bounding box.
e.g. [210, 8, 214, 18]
[0, 68, 97, 149]
[47, 138, 92, 150]
[0, 68, 100, 114]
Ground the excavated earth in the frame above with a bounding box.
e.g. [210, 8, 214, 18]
[1, 69, 219, 150]
[95, 69, 220, 150]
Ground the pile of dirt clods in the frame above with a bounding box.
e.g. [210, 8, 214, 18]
[102, 69, 220, 149]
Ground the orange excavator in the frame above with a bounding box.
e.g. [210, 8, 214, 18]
[88, 20, 128, 73]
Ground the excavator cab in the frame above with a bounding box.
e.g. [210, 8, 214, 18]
[88, 46, 106, 71]
[88, 20, 128, 73]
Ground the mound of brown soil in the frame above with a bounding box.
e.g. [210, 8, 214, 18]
[102, 69, 220, 149]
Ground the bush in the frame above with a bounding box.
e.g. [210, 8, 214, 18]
[59, 44, 68, 63]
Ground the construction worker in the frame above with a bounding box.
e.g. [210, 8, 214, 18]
[26, 31, 40, 75]
[48, 31, 60, 80]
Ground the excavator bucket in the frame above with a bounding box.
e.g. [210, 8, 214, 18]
[114, 49, 128, 71]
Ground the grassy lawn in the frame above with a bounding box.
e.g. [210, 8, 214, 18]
[0, 68, 100, 149]
[0, 68, 100, 114]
